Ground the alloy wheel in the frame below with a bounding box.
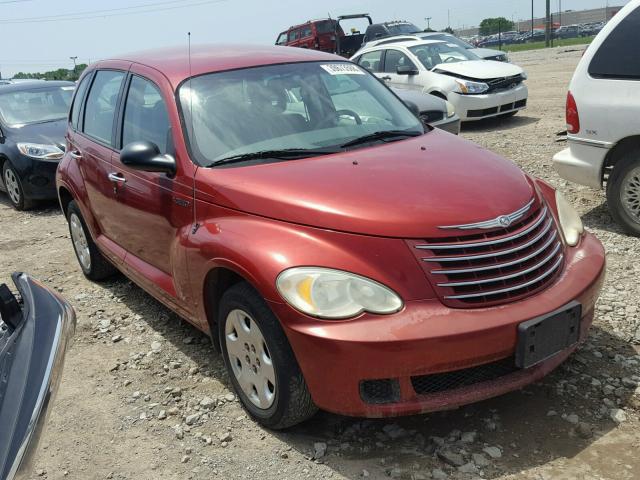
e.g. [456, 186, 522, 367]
[225, 309, 276, 409]
[69, 213, 91, 271]
[4, 167, 21, 205]
[621, 165, 640, 223]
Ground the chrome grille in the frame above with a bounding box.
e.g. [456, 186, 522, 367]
[409, 201, 564, 308]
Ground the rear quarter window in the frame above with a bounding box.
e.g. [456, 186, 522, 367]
[588, 6, 640, 80]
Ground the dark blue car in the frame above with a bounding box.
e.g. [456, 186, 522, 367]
[0, 81, 74, 210]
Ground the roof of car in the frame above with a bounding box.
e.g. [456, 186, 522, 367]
[0, 80, 75, 93]
[101, 44, 343, 87]
[359, 39, 445, 52]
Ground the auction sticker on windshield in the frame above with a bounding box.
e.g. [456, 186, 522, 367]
[321, 64, 365, 75]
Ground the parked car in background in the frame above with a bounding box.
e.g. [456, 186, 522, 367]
[362, 32, 508, 62]
[353, 39, 528, 121]
[275, 19, 342, 53]
[555, 25, 581, 39]
[0, 272, 76, 480]
[0, 81, 74, 209]
[362, 20, 421, 43]
[553, 0, 640, 236]
[580, 22, 605, 37]
[58, 44, 604, 429]
[391, 87, 460, 134]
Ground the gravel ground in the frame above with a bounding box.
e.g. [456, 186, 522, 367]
[1, 46, 638, 480]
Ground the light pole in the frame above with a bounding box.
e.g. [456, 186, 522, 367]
[69, 56, 78, 80]
[424, 16, 432, 30]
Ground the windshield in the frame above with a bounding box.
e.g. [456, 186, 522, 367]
[179, 62, 423, 166]
[409, 43, 480, 69]
[387, 23, 421, 35]
[0, 85, 74, 126]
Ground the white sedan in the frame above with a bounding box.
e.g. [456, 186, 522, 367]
[351, 39, 528, 122]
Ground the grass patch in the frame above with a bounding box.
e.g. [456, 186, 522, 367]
[502, 36, 595, 52]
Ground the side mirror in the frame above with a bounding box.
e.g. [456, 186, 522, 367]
[402, 100, 421, 117]
[397, 65, 419, 76]
[121, 141, 176, 176]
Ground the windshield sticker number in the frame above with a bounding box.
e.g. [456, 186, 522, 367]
[321, 64, 365, 75]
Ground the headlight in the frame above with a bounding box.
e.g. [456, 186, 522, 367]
[555, 191, 584, 247]
[276, 267, 403, 319]
[454, 79, 489, 95]
[17, 143, 64, 160]
[521, 71, 528, 80]
[445, 100, 456, 118]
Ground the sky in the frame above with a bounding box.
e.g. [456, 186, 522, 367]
[0, 0, 630, 77]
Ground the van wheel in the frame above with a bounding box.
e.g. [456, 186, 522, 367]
[3, 162, 32, 210]
[607, 150, 640, 237]
[67, 200, 118, 280]
[218, 282, 317, 429]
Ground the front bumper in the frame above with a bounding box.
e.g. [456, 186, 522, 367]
[0, 274, 76, 480]
[451, 84, 528, 122]
[432, 115, 461, 135]
[272, 233, 605, 417]
[552, 138, 612, 189]
[20, 160, 59, 200]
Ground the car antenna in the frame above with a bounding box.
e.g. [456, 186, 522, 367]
[187, 31, 200, 234]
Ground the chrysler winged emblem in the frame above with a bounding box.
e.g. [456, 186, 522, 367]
[439, 199, 535, 230]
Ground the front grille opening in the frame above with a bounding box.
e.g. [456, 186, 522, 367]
[411, 357, 519, 395]
[360, 378, 400, 405]
[515, 99, 527, 109]
[467, 107, 499, 118]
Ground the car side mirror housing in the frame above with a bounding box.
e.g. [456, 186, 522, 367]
[397, 65, 419, 76]
[402, 100, 421, 117]
[121, 141, 176, 176]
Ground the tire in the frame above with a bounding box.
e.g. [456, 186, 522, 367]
[218, 282, 317, 429]
[607, 150, 640, 236]
[2, 161, 32, 211]
[66, 200, 118, 280]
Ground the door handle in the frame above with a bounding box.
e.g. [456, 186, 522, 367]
[382, 76, 392, 81]
[107, 172, 126, 184]
[69, 150, 82, 160]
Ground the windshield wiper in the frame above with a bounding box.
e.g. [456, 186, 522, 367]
[208, 148, 342, 167]
[340, 130, 423, 148]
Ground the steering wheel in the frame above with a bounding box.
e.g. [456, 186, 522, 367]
[319, 109, 363, 127]
[443, 56, 458, 63]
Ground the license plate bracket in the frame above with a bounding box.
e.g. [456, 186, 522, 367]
[515, 301, 582, 369]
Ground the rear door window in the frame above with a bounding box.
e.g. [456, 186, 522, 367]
[288, 29, 300, 42]
[357, 50, 384, 73]
[301, 26, 313, 38]
[83, 70, 125, 145]
[121, 76, 170, 154]
[588, 6, 640, 80]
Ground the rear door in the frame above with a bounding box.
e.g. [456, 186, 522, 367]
[69, 66, 128, 262]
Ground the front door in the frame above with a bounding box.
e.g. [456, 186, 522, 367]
[108, 68, 195, 305]
[382, 48, 422, 91]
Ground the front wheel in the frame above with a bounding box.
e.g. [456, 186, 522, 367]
[218, 282, 317, 429]
[2, 162, 32, 210]
[607, 150, 640, 236]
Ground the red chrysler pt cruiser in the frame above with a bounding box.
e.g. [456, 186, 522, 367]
[56, 45, 605, 429]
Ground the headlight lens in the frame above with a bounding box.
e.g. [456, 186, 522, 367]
[17, 143, 64, 160]
[445, 100, 456, 118]
[454, 79, 489, 95]
[555, 191, 584, 247]
[276, 267, 403, 319]
[521, 70, 528, 80]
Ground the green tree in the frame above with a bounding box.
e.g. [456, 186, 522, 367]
[11, 64, 87, 81]
[441, 27, 454, 34]
[479, 17, 515, 35]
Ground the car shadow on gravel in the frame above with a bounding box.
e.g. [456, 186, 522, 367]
[461, 114, 539, 133]
[106, 278, 637, 479]
[0, 195, 61, 217]
[582, 202, 631, 236]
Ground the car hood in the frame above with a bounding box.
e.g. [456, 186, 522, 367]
[5, 119, 66, 148]
[471, 47, 506, 59]
[433, 60, 522, 79]
[194, 130, 537, 238]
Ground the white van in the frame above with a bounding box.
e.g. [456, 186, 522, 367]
[553, 0, 640, 235]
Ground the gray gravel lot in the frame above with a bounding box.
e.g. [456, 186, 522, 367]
[0, 46, 638, 480]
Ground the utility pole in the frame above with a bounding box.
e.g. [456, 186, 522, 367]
[69, 56, 78, 80]
[447, 9, 450, 29]
[559, 0, 562, 27]
[531, 0, 535, 40]
[545, 0, 551, 47]
[425, 16, 432, 30]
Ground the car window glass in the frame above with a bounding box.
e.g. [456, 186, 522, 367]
[384, 50, 416, 73]
[409, 43, 477, 69]
[0, 85, 73, 126]
[588, 6, 640, 80]
[357, 50, 384, 73]
[70, 75, 91, 129]
[276, 33, 287, 45]
[288, 29, 299, 41]
[302, 26, 312, 38]
[83, 70, 125, 145]
[122, 76, 170, 154]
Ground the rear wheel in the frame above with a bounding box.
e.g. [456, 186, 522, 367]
[607, 150, 640, 237]
[2, 162, 32, 210]
[67, 200, 117, 280]
[218, 282, 317, 429]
